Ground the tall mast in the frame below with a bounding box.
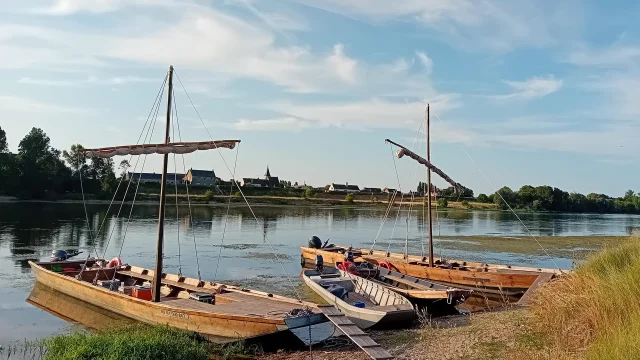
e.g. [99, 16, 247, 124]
[426, 104, 434, 267]
[152, 65, 173, 302]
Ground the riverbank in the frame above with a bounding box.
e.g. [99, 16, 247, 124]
[0, 194, 496, 210]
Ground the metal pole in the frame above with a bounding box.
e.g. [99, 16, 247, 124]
[152, 65, 173, 302]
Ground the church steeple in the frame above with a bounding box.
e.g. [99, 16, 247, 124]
[264, 166, 271, 178]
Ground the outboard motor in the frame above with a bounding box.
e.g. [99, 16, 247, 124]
[50, 249, 81, 262]
[51, 250, 68, 261]
[308, 236, 322, 249]
[315, 254, 324, 272]
[344, 247, 354, 262]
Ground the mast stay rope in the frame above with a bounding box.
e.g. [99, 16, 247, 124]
[173, 70, 302, 301]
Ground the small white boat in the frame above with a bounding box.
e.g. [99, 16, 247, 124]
[302, 268, 415, 329]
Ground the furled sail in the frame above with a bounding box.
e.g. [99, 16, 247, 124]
[385, 139, 464, 193]
[81, 140, 240, 158]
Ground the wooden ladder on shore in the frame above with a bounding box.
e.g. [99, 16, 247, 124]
[318, 305, 393, 360]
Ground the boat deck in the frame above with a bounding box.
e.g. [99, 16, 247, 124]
[116, 270, 310, 319]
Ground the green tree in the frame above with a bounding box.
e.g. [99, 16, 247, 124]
[118, 159, 131, 178]
[461, 200, 469, 208]
[0, 126, 7, 153]
[493, 186, 517, 210]
[476, 194, 489, 203]
[624, 190, 635, 201]
[62, 144, 89, 177]
[345, 193, 354, 204]
[203, 190, 213, 201]
[437, 198, 448, 208]
[16, 128, 70, 198]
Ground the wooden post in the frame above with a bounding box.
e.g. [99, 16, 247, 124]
[152, 65, 173, 302]
[427, 104, 434, 267]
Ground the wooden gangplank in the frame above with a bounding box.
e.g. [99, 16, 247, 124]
[318, 305, 393, 360]
[517, 273, 554, 306]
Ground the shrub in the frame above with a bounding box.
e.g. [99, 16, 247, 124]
[304, 188, 315, 198]
[233, 191, 241, 198]
[203, 190, 213, 201]
[437, 198, 448, 208]
[345, 193, 354, 204]
[476, 194, 489, 203]
[461, 200, 469, 208]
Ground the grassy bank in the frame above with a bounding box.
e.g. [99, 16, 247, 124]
[528, 233, 640, 359]
[0, 325, 258, 360]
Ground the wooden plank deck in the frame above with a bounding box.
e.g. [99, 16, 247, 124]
[382, 274, 437, 290]
[318, 305, 393, 360]
[517, 273, 554, 306]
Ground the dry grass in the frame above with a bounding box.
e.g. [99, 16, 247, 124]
[528, 234, 640, 359]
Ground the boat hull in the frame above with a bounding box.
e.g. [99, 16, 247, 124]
[29, 261, 316, 341]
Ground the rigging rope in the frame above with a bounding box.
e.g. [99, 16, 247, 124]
[431, 110, 561, 270]
[173, 70, 302, 301]
[78, 73, 168, 276]
[172, 87, 201, 280]
[213, 144, 240, 281]
[171, 90, 182, 276]
[385, 143, 407, 253]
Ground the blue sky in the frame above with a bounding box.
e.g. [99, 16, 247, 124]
[1, 0, 639, 196]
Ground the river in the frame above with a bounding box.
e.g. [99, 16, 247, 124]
[1, 202, 640, 343]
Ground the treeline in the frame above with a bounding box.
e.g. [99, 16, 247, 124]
[475, 185, 640, 214]
[0, 126, 119, 200]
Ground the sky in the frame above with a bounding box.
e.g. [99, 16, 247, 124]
[1, 0, 640, 196]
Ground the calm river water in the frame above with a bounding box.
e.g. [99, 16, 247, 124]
[1, 202, 640, 343]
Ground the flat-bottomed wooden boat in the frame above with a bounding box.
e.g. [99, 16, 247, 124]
[302, 267, 415, 329]
[30, 259, 326, 342]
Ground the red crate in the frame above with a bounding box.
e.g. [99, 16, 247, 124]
[132, 287, 152, 301]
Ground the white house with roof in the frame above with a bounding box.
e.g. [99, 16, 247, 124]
[328, 183, 360, 193]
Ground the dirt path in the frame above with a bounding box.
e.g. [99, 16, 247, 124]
[259, 308, 548, 360]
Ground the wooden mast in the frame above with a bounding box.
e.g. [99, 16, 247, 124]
[152, 65, 173, 302]
[426, 104, 434, 267]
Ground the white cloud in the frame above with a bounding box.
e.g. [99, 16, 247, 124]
[568, 44, 640, 67]
[38, 0, 183, 15]
[415, 51, 433, 74]
[265, 95, 459, 130]
[17, 76, 157, 87]
[327, 44, 358, 84]
[292, 0, 581, 52]
[490, 76, 563, 100]
[0, 95, 89, 114]
[233, 117, 312, 132]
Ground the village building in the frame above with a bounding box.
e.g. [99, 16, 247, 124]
[127, 172, 185, 185]
[241, 166, 281, 188]
[382, 187, 398, 195]
[183, 169, 216, 186]
[328, 183, 360, 193]
[362, 187, 382, 194]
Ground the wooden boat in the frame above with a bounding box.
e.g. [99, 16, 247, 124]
[301, 105, 565, 298]
[335, 261, 472, 312]
[30, 259, 326, 342]
[29, 65, 328, 343]
[302, 246, 561, 296]
[302, 267, 415, 329]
